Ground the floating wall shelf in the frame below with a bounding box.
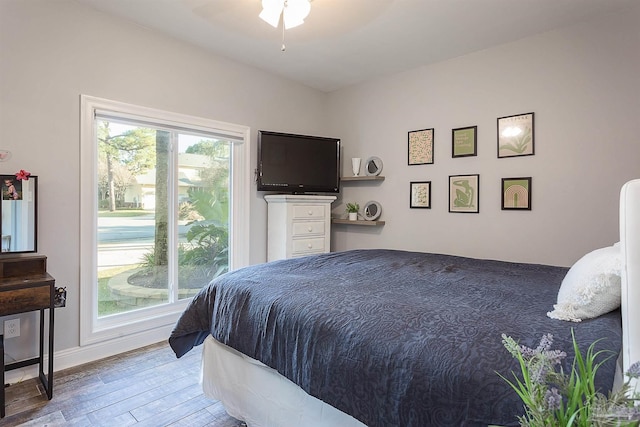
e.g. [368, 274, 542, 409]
[341, 176, 385, 182]
[331, 219, 385, 226]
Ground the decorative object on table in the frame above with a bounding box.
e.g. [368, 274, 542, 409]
[345, 202, 359, 221]
[15, 169, 31, 180]
[408, 128, 434, 165]
[449, 174, 479, 213]
[362, 201, 382, 221]
[54, 287, 67, 308]
[452, 126, 477, 158]
[410, 181, 431, 209]
[351, 158, 362, 176]
[497, 112, 534, 158]
[498, 331, 640, 427]
[364, 156, 383, 176]
[502, 177, 532, 210]
[0, 150, 11, 162]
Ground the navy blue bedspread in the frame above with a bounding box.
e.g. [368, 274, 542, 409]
[169, 249, 622, 427]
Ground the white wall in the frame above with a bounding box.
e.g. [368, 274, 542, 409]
[0, 0, 327, 357]
[327, 4, 640, 267]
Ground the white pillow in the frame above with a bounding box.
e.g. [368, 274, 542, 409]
[547, 244, 622, 322]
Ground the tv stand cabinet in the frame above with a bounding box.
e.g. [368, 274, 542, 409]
[265, 195, 336, 261]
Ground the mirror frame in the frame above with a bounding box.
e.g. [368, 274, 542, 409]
[363, 200, 382, 221]
[1, 174, 37, 254]
[364, 156, 383, 176]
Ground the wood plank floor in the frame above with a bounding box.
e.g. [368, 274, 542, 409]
[2, 341, 246, 426]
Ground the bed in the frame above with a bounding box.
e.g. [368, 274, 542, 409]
[169, 179, 639, 427]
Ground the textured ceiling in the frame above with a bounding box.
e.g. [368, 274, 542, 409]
[75, 0, 635, 92]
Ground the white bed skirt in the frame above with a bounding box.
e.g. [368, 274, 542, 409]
[201, 335, 367, 427]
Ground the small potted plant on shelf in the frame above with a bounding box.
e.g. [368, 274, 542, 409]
[346, 203, 359, 221]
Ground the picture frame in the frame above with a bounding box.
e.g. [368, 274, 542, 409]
[497, 112, 534, 158]
[410, 181, 431, 209]
[408, 128, 434, 165]
[0, 174, 38, 253]
[449, 174, 479, 213]
[502, 177, 532, 210]
[1, 174, 23, 201]
[452, 126, 477, 158]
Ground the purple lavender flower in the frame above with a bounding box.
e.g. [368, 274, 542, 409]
[544, 387, 562, 411]
[536, 334, 554, 352]
[543, 349, 567, 367]
[529, 363, 548, 384]
[626, 361, 640, 379]
[519, 344, 536, 359]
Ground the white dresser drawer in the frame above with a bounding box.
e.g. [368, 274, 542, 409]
[292, 238, 326, 254]
[292, 205, 325, 219]
[292, 221, 325, 237]
[265, 195, 335, 262]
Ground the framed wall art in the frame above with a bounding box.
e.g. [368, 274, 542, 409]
[497, 112, 534, 158]
[452, 126, 477, 158]
[408, 128, 434, 165]
[449, 174, 479, 213]
[410, 181, 431, 208]
[502, 177, 532, 210]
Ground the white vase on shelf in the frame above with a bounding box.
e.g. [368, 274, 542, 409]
[351, 158, 362, 176]
[348, 212, 358, 221]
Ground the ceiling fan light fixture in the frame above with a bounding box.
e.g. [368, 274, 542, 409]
[260, 0, 311, 29]
[259, 0, 285, 28]
[283, 0, 311, 29]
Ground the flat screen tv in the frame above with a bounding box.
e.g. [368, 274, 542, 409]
[257, 130, 341, 194]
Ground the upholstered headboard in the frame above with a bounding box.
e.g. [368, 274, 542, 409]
[620, 179, 640, 376]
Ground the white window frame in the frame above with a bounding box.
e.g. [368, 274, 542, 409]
[79, 95, 250, 346]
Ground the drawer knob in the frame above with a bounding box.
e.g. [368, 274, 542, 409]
[307, 227, 313, 232]
[308, 210, 313, 215]
[307, 243, 313, 249]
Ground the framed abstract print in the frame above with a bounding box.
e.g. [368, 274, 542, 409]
[449, 174, 479, 213]
[502, 177, 532, 210]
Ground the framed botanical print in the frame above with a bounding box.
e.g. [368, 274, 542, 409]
[449, 174, 479, 213]
[408, 128, 434, 165]
[497, 112, 534, 158]
[410, 181, 431, 208]
[502, 177, 532, 210]
[452, 126, 477, 158]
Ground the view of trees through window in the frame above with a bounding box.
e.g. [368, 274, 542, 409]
[96, 120, 231, 317]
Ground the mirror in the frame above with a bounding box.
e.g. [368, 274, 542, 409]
[1, 175, 37, 253]
[365, 156, 383, 176]
[363, 200, 382, 221]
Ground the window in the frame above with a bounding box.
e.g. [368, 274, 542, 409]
[80, 96, 250, 346]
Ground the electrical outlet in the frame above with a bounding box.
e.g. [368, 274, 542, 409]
[4, 318, 20, 338]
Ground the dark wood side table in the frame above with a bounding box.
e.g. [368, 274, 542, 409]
[0, 255, 55, 418]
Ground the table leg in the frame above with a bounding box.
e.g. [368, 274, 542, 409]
[1, 333, 5, 418]
[47, 307, 54, 399]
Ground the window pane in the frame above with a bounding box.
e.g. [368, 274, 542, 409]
[177, 134, 231, 297]
[97, 121, 170, 317]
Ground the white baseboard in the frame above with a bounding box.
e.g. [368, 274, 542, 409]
[4, 324, 175, 385]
